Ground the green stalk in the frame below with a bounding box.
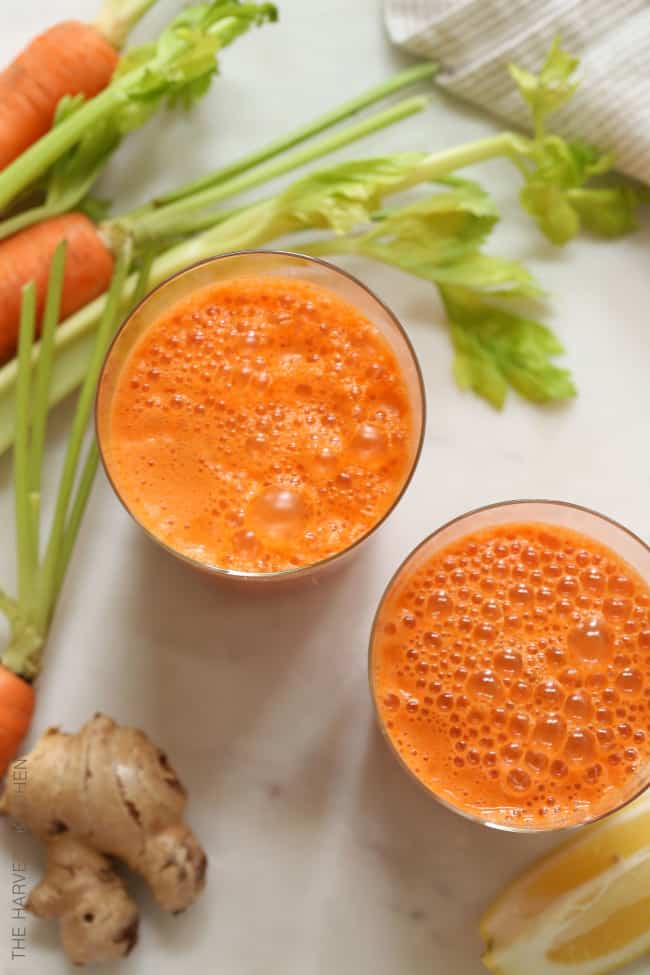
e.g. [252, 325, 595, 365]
[0, 8, 268, 212]
[54, 444, 100, 602]
[35, 246, 132, 636]
[0, 133, 529, 458]
[0, 589, 18, 622]
[146, 63, 437, 209]
[28, 244, 67, 558]
[53, 251, 153, 602]
[13, 284, 37, 608]
[0, 87, 129, 212]
[398, 133, 527, 190]
[0, 204, 57, 241]
[119, 95, 430, 241]
[297, 238, 356, 259]
[93, 0, 161, 48]
[0, 66, 435, 239]
[53, 249, 153, 601]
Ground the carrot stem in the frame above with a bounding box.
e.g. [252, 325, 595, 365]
[28, 243, 67, 559]
[14, 284, 37, 609]
[119, 94, 429, 242]
[36, 245, 132, 635]
[53, 249, 153, 601]
[93, 0, 161, 49]
[0, 204, 57, 242]
[0, 3, 273, 213]
[0, 589, 18, 623]
[54, 443, 100, 601]
[145, 63, 437, 209]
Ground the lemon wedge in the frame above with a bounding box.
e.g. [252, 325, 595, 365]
[481, 791, 650, 975]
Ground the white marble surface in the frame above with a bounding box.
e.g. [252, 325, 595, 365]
[1, 1, 650, 973]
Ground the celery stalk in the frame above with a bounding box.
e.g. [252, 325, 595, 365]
[117, 95, 429, 241]
[143, 63, 437, 210]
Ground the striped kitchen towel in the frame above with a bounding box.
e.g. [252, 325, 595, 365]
[385, 0, 650, 183]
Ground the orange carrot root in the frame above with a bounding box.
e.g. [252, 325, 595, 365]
[0, 213, 115, 364]
[0, 21, 119, 171]
[0, 664, 35, 776]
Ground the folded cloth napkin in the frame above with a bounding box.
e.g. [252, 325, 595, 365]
[385, 0, 650, 184]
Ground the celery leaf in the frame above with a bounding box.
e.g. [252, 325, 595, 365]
[276, 153, 426, 233]
[442, 286, 576, 408]
[509, 41, 640, 245]
[510, 38, 579, 134]
[335, 183, 542, 298]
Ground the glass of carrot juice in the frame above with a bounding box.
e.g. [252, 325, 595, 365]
[370, 501, 650, 831]
[96, 250, 425, 584]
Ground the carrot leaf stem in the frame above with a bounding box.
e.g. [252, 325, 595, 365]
[0, 204, 59, 242]
[27, 243, 67, 545]
[54, 251, 153, 602]
[0, 589, 18, 623]
[36, 244, 132, 636]
[13, 284, 37, 610]
[93, 0, 161, 49]
[53, 443, 100, 604]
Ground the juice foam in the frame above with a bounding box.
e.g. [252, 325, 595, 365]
[106, 276, 415, 572]
[372, 523, 650, 828]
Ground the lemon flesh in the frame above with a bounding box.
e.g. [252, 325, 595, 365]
[481, 792, 650, 975]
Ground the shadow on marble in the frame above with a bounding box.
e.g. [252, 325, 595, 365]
[349, 723, 557, 974]
[112, 526, 381, 778]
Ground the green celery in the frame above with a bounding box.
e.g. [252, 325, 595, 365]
[145, 63, 437, 210]
[0, 0, 277, 217]
[116, 96, 430, 242]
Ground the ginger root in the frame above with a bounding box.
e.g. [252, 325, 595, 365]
[0, 714, 207, 965]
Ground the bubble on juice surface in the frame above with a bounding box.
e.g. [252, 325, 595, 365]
[428, 590, 453, 617]
[349, 423, 387, 466]
[510, 713, 530, 738]
[525, 750, 547, 772]
[247, 487, 308, 544]
[582, 569, 605, 593]
[610, 574, 634, 596]
[568, 617, 613, 663]
[616, 668, 642, 695]
[506, 768, 532, 793]
[495, 649, 522, 675]
[535, 680, 564, 710]
[533, 714, 566, 749]
[564, 691, 592, 720]
[603, 597, 632, 622]
[231, 529, 262, 556]
[564, 728, 596, 762]
[467, 670, 503, 702]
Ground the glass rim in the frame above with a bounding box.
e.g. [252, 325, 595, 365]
[368, 498, 650, 833]
[95, 248, 427, 582]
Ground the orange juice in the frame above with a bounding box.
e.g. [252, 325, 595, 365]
[371, 520, 650, 829]
[102, 274, 418, 573]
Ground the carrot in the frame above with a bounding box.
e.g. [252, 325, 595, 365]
[0, 213, 114, 364]
[0, 22, 119, 172]
[0, 665, 34, 771]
